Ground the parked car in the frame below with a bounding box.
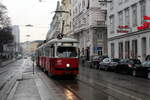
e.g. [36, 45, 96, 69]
[115, 59, 141, 74]
[132, 61, 150, 78]
[16, 54, 22, 59]
[90, 55, 108, 69]
[99, 58, 120, 71]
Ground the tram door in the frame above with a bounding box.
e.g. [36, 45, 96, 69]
[49, 44, 55, 73]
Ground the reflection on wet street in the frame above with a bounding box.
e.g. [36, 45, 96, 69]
[2, 59, 150, 100]
[36, 65, 150, 100]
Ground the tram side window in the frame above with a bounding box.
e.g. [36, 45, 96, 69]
[52, 46, 55, 57]
[45, 46, 49, 57]
[49, 44, 55, 57]
[49, 48, 51, 57]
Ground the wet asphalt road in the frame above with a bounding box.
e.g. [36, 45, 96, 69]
[1, 58, 150, 100]
[36, 61, 150, 100]
[0, 59, 24, 100]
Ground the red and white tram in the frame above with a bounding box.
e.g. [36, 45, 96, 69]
[36, 38, 79, 76]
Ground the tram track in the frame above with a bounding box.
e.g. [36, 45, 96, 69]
[36, 66, 119, 100]
[37, 69, 83, 100]
[78, 67, 150, 100]
[58, 79, 119, 100]
[36, 66, 150, 100]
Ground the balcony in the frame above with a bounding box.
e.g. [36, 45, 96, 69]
[90, 21, 106, 28]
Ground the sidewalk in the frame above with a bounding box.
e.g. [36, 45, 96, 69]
[7, 63, 71, 100]
[10, 73, 41, 100]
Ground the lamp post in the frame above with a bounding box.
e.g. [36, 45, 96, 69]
[25, 24, 34, 55]
[25, 24, 35, 74]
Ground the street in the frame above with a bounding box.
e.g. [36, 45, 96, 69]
[0, 58, 149, 100]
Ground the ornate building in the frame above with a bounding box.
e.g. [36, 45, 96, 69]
[46, 1, 62, 41]
[107, 0, 150, 61]
[72, 0, 107, 60]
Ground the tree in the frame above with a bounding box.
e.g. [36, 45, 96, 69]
[0, 3, 13, 53]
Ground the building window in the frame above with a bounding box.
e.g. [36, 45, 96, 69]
[131, 40, 138, 58]
[141, 37, 147, 59]
[132, 4, 137, 27]
[98, 33, 103, 39]
[125, 41, 130, 58]
[110, 0, 114, 9]
[110, 15, 114, 33]
[119, 42, 123, 58]
[140, 0, 146, 24]
[118, 11, 123, 26]
[125, 8, 130, 27]
[111, 43, 115, 58]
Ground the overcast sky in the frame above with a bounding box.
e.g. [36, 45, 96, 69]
[2, 0, 60, 42]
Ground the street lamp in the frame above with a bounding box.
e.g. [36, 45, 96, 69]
[25, 24, 34, 56]
[25, 24, 33, 41]
[25, 24, 34, 27]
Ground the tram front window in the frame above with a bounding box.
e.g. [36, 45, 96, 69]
[57, 47, 77, 58]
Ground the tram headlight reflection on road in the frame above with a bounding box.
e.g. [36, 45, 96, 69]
[65, 89, 74, 100]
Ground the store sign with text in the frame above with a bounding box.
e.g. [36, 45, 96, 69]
[117, 25, 130, 33]
[137, 16, 150, 30]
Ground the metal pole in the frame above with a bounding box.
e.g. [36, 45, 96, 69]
[33, 59, 34, 74]
[61, 20, 65, 35]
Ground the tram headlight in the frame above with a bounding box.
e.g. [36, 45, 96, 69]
[66, 64, 70, 68]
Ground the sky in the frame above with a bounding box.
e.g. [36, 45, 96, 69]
[1, 0, 60, 42]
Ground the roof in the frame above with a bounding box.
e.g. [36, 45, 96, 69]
[37, 38, 78, 50]
[47, 38, 78, 44]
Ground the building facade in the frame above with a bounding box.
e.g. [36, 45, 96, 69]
[46, 1, 62, 41]
[72, 0, 107, 60]
[12, 25, 20, 54]
[61, 0, 73, 37]
[21, 40, 43, 56]
[107, 0, 150, 61]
